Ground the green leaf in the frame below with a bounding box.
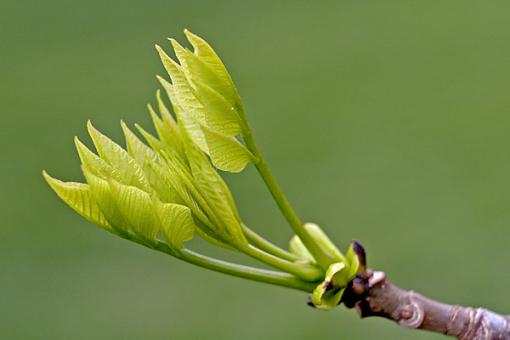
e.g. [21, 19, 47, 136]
[156, 89, 177, 127]
[43, 171, 112, 231]
[134, 124, 166, 152]
[157, 76, 182, 114]
[193, 80, 242, 136]
[304, 223, 345, 264]
[109, 180, 159, 241]
[289, 235, 315, 262]
[202, 127, 252, 173]
[156, 72, 208, 153]
[147, 100, 183, 155]
[156, 45, 205, 123]
[148, 153, 210, 226]
[82, 168, 127, 232]
[171, 37, 238, 109]
[74, 137, 112, 178]
[121, 121, 156, 165]
[87, 121, 151, 192]
[345, 243, 361, 279]
[311, 262, 347, 311]
[154, 200, 195, 249]
[182, 134, 247, 246]
[175, 109, 209, 154]
[184, 30, 238, 99]
[154, 143, 243, 247]
[121, 122, 182, 204]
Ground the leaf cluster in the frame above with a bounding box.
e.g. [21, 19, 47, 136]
[44, 30, 363, 308]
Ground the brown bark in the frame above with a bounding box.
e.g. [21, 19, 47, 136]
[342, 270, 510, 339]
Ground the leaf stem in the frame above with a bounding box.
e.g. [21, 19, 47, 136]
[152, 241, 316, 292]
[242, 224, 299, 262]
[239, 121, 335, 269]
[240, 244, 323, 282]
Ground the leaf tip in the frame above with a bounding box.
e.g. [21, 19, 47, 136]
[86, 120, 98, 137]
[42, 169, 51, 181]
[42, 170, 61, 191]
[120, 119, 129, 132]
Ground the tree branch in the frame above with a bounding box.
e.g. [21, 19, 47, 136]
[342, 270, 510, 339]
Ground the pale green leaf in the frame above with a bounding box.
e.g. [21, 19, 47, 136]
[345, 243, 360, 279]
[156, 149, 243, 247]
[148, 154, 209, 225]
[289, 235, 315, 262]
[184, 29, 238, 101]
[304, 223, 345, 263]
[156, 72, 208, 153]
[175, 109, 209, 153]
[121, 122, 182, 204]
[311, 262, 347, 311]
[182, 135, 246, 246]
[202, 127, 252, 173]
[157, 76, 182, 114]
[121, 121, 156, 165]
[43, 171, 112, 231]
[82, 167, 127, 232]
[109, 180, 159, 241]
[193, 80, 241, 136]
[157, 133, 235, 248]
[87, 121, 151, 192]
[74, 137, 112, 178]
[147, 102, 183, 154]
[156, 89, 177, 127]
[154, 200, 195, 249]
[135, 123, 189, 170]
[134, 124, 166, 152]
[155, 45, 205, 123]
[170, 38, 238, 108]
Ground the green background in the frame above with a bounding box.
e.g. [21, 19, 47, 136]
[2, 1, 510, 339]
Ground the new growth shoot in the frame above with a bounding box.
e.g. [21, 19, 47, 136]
[44, 30, 364, 310]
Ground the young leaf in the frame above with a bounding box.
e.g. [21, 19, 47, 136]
[109, 180, 159, 241]
[193, 80, 242, 136]
[182, 134, 247, 246]
[121, 121, 156, 166]
[43, 171, 112, 231]
[156, 71, 208, 153]
[147, 102, 183, 155]
[157, 76, 182, 114]
[311, 262, 347, 310]
[154, 200, 195, 249]
[156, 89, 177, 127]
[148, 154, 211, 227]
[344, 243, 361, 279]
[156, 45, 205, 124]
[289, 235, 315, 262]
[74, 137, 112, 178]
[87, 121, 151, 192]
[304, 223, 345, 264]
[170, 38, 238, 109]
[121, 122, 182, 204]
[134, 124, 166, 153]
[183, 29, 238, 101]
[82, 168, 127, 232]
[202, 127, 253, 173]
[151, 138, 234, 248]
[174, 109, 209, 154]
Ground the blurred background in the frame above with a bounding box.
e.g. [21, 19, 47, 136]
[2, 1, 510, 339]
